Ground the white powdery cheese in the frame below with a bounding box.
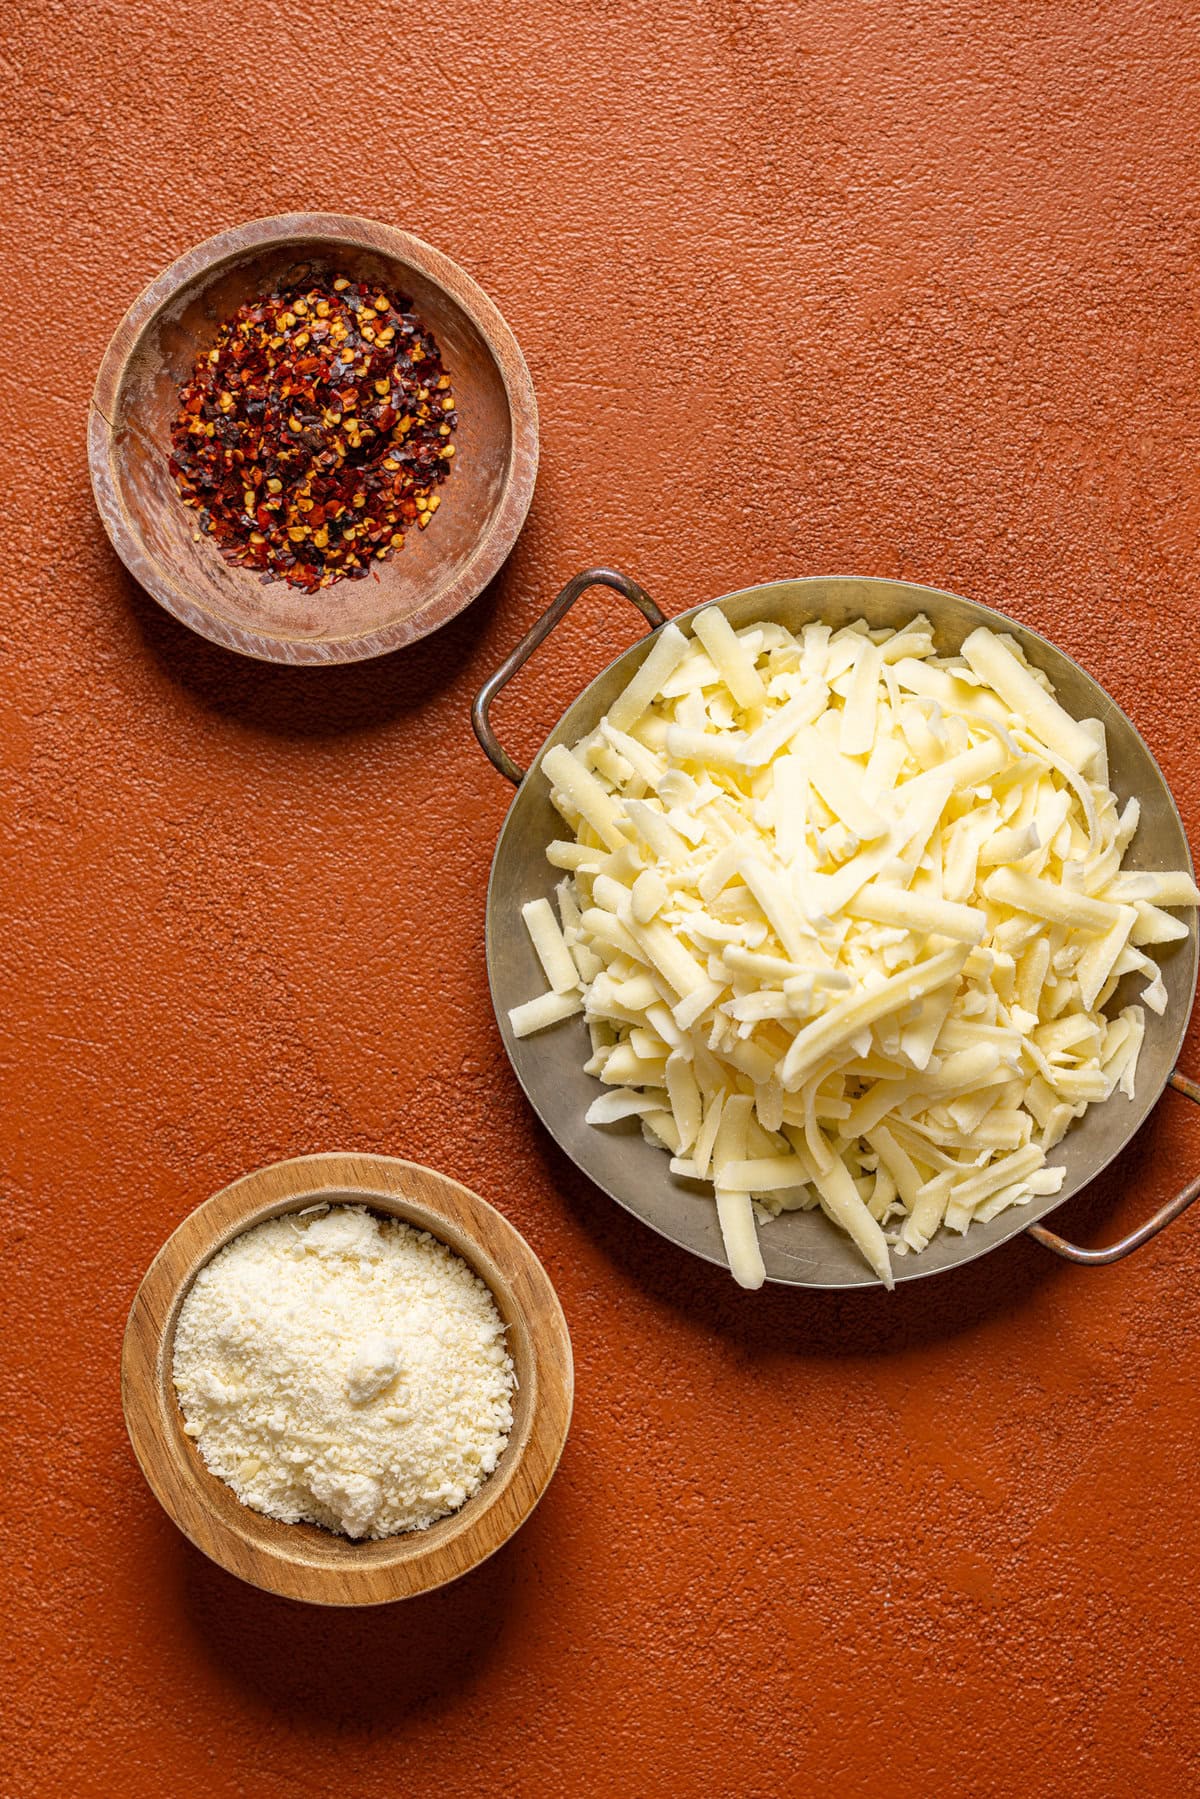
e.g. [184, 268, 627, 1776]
[173, 1205, 515, 1540]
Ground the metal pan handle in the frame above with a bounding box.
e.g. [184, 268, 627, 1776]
[1027, 1069, 1200, 1264]
[473, 567, 665, 785]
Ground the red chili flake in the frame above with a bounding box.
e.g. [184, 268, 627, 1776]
[168, 276, 458, 591]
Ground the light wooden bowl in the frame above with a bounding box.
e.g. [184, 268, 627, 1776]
[89, 214, 539, 663]
[121, 1153, 573, 1605]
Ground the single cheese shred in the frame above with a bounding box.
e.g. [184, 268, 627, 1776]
[173, 1206, 515, 1539]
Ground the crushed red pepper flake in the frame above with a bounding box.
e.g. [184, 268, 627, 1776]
[167, 276, 458, 592]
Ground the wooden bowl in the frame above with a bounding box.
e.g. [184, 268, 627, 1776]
[121, 1153, 573, 1605]
[89, 214, 539, 664]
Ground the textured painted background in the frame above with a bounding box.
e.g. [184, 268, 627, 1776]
[3, 2, 1200, 1794]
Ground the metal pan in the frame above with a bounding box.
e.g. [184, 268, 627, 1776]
[475, 570, 1200, 1287]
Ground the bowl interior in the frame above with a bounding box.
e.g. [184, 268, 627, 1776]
[162, 1188, 535, 1571]
[487, 575, 1198, 1288]
[95, 229, 528, 654]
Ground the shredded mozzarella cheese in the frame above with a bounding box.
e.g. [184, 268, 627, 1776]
[510, 611, 1199, 1289]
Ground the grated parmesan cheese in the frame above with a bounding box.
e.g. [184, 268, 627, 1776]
[173, 1206, 515, 1539]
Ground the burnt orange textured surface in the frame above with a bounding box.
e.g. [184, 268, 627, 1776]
[3, 3, 1200, 1795]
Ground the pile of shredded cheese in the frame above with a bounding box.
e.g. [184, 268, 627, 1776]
[174, 1206, 515, 1538]
[509, 608, 1198, 1289]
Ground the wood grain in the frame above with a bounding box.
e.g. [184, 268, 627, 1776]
[121, 1154, 573, 1605]
[89, 214, 539, 664]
